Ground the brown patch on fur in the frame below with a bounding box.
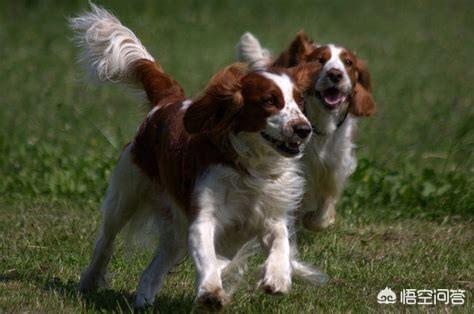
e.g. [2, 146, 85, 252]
[355, 58, 372, 92]
[273, 30, 315, 67]
[184, 64, 298, 135]
[350, 57, 375, 116]
[306, 46, 332, 65]
[183, 64, 245, 134]
[131, 62, 302, 220]
[288, 62, 322, 97]
[339, 50, 358, 85]
[236, 72, 285, 132]
[132, 103, 230, 218]
[337, 50, 375, 116]
[349, 83, 375, 116]
[133, 59, 185, 107]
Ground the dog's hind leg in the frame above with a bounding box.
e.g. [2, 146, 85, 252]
[79, 145, 148, 293]
[79, 194, 136, 293]
[135, 204, 188, 308]
[302, 195, 337, 231]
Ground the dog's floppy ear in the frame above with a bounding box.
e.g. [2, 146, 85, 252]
[350, 83, 375, 117]
[288, 61, 322, 93]
[273, 30, 315, 67]
[184, 64, 244, 134]
[356, 58, 372, 92]
[349, 58, 375, 117]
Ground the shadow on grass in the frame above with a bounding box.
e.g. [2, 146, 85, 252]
[0, 272, 195, 313]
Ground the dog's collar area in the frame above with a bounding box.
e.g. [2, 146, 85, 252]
[305, 107, 349, 136]
[211, 135, 250, 177]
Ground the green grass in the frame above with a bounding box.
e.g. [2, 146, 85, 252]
[0, 0, 473, 312]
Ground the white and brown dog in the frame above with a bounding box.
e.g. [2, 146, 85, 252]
[70, 5, 325, 309]
[237, 32, 376, 231]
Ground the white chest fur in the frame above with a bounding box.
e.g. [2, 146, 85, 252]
[194, 163, 303, 258]
[303, 116, 357, 197]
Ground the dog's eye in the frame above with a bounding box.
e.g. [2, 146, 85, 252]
[318, 57, 326, 64]
[344, 59, 353, 66]
[262, 96, 275, 106]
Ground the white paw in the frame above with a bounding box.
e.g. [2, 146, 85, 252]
[258, 273, 291, 295]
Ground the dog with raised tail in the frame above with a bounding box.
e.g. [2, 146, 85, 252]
[237, 32, 376, 231]
[70, 4, 326, 309]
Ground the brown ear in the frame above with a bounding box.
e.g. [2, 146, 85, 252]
[350, 83, 375, 117]
[184, 64, 244, 134]
[349, 58, 375, 116]
[273, 31, 315, 67]
[288, 61, 322, 92]
[356, 59, 372, 91]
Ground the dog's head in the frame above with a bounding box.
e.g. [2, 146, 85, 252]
[273, 32, 375, 118]
[307, 44, 375, 117]
[184, 63, 320, 158]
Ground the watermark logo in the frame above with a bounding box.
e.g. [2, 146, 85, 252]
[377, 288, 466, 306]
[377, 287, 397, 304]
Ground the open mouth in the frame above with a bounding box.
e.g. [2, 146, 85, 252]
[318, 87, 347, 110]
[260, 132, 302, 157]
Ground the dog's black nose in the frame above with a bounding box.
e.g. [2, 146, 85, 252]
[327, 68, 343, 83]
[293, 123, 312, 140]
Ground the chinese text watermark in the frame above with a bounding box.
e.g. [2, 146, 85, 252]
[377, 287, 466, 305]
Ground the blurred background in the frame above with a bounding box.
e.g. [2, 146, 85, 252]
[0, 0, 472, 312]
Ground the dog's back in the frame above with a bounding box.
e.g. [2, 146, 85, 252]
[72, 5, 327, 309]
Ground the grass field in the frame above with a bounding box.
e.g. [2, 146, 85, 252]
[0, 0, 473, 312]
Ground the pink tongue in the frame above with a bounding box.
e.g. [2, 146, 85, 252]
[323, 92, 344, 105]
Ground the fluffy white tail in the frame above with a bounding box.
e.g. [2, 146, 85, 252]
[69, 3, 154, 84]
[236, 32, 271, 71]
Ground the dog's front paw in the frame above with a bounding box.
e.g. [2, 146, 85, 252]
[196, 287, 230, 310]
[258, 274, 291, 295]
[78, 269, 106, 293]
